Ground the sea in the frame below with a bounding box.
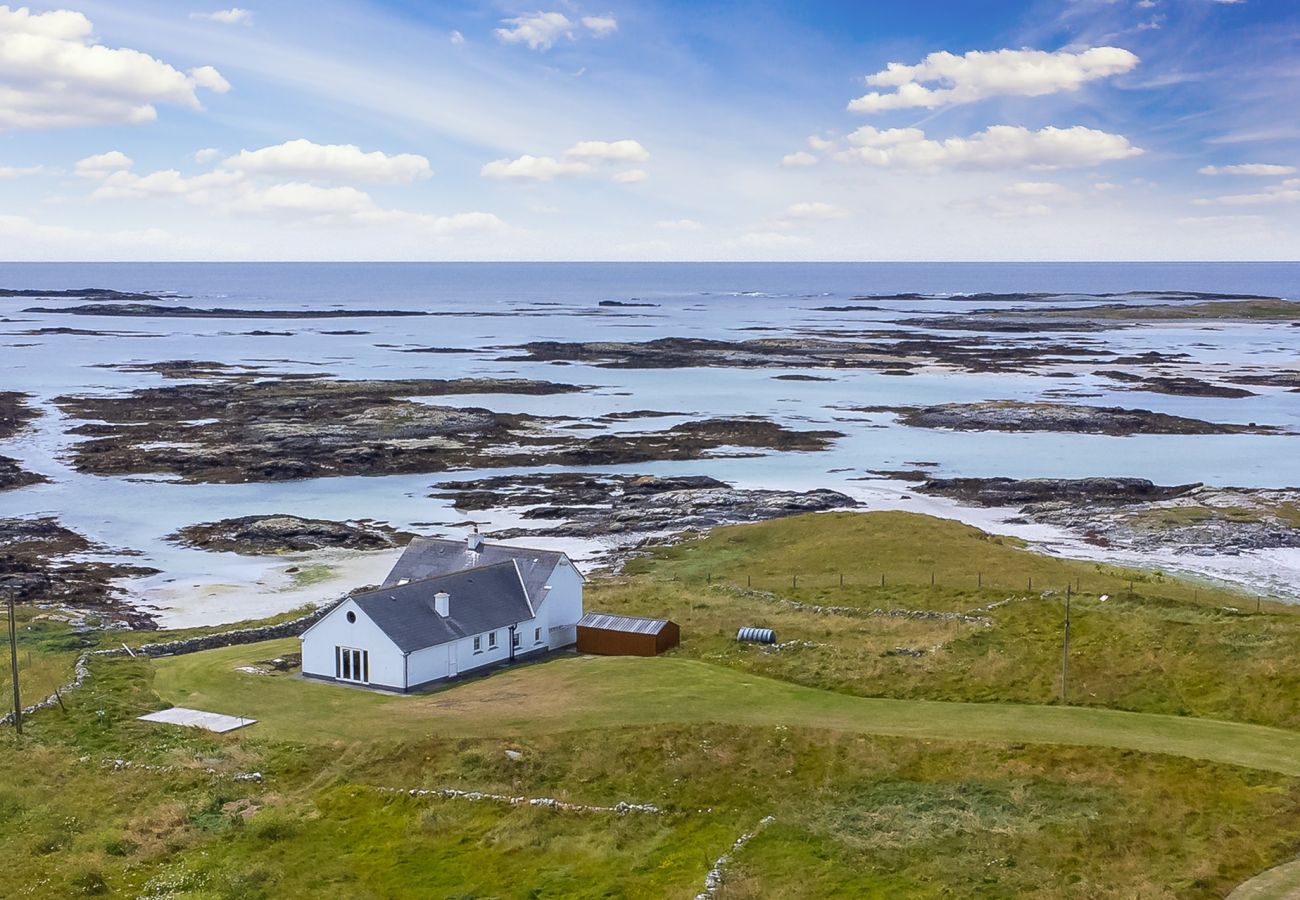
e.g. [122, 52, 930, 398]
[1, 261, 1297, 624]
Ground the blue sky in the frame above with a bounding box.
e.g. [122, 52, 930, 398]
[0, 0, 1297, 260]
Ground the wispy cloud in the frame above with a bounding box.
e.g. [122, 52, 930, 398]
[495, 10, 618, 51]
[849, 46, 1138, 113]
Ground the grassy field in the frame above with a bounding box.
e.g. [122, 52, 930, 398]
[4, 645, 1300, 898]
[6, 509, 1300, 897]
[592, 512, 1300, 730]
[148, 642, 1300, 776]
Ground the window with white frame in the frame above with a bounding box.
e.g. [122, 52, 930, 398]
[512, 630, 521, 648]
[487, 631, 497, 649]
[534, 627, 542, 644]
[335, 646, 369, 684]
[473, 635, 482, 653]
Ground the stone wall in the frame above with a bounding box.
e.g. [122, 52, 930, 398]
[1, 600, 340, 726]
[137, 604, 334, 657]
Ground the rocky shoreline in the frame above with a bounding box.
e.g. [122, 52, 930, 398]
[54, 375, 841, 483]
[916, 476, 1300, 555]
[0, 390, 45, 490]
[0, 517, 159, 628]
[896, 401, 1282, 436]
[168, 515, 416, 555]
[431, 472, 857, 539]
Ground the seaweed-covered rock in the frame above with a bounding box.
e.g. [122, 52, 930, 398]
[169, 515, 412, 555]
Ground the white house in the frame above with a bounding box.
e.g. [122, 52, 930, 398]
[299, 532, 584, 692]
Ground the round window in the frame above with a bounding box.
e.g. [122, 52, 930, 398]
[346, 611, 357, 624]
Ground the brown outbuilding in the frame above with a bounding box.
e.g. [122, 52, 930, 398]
[576, 612, 680, 657]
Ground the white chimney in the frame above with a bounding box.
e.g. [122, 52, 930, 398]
[434, 591, 450, 617]
[467, 528, 484, 552]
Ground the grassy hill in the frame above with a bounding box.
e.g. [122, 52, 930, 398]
[5, 509, 1300, 897]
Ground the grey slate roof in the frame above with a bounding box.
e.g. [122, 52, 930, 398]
[351, 561, 533, 653]
[578, 612, 673, 635]
[384, 537, 569, 606]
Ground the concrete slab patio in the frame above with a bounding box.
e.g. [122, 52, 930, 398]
[138, 707, 257, 733]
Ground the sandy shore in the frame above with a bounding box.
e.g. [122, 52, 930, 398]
[130, 547, 404, 629]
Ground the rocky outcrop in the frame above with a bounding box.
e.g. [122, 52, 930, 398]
[1093, 371, 1256, 399]
[54, 376, 838, 483]
[899, 401, 1280, 436]
[918, 477, 1300, 556]
[0, 517, 158, 627]
[0, 287, 174, 301]
[24, 303, 428, 319]
[0, 455, 46, 491]
[434, 472, 856, 539]
[0, 390, 38, 440]
[919, 477, 1200, 507]
[504, 334, 1112, 375]
[169, 515, 413, 555]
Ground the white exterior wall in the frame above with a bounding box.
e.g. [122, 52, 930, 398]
[535, 559, 584, 648]
[300, 599, 406, 689]
[405, 642, 448, 687]
[405, 617, 546, 688]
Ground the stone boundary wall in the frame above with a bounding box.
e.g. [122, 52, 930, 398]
[1, 601, 339, 727]
[136, 604, 334, 657]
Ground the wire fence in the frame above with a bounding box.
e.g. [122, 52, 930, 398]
[672, 571, 1269, 611]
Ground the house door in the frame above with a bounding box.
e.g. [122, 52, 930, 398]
[336, 646, 369, 684]
[448, 646, 459, 678]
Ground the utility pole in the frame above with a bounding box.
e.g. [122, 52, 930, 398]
[1060, 585, 1071, 705]
[6, 590, 20, 735]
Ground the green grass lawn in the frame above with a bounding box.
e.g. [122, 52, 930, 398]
[14, 652, 1300, 898]
[148, 643, 1300, 777]
[592, 511, 1300, 730]
[8, 508, 1300, 897]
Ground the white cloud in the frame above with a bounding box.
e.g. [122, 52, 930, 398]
[785, 201, 847, 220]
[191, 8, 253, 25]
[228, 181, 375, 218]
[450, 30, 465, 45]
[189, 65, 231, 94]
[580, 15, 618, 37]
[781, 151, 817, 168]
[564, 139, 649, 162]
[92, 168, 246, 204]
[657, 218, 703, 231]
[494, 10, 617, 50]
[1092, 181, 1121, 192]
[494, 11, 574, 50]
[88, 162, 506, 235]
[481, 154, 591, 181]
[849, 46, 1138, 113]
[483, 140, 648, 183]
[0, 163, 42, 178]
[1194, 178, 1300, 206]
[194, 147, 221, 164]
[221, 139, 432, 184]
[0, 6, 230, 129]
[834, 124, 1143, 171]
[1199, 163, 1296, 176]
[75, 150, 133, 177]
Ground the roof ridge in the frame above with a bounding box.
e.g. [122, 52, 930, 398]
[404, 535, 564, 557]
[355, 559, 520, 597]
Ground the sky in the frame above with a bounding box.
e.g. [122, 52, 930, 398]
[0, 0, 1297, 261]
